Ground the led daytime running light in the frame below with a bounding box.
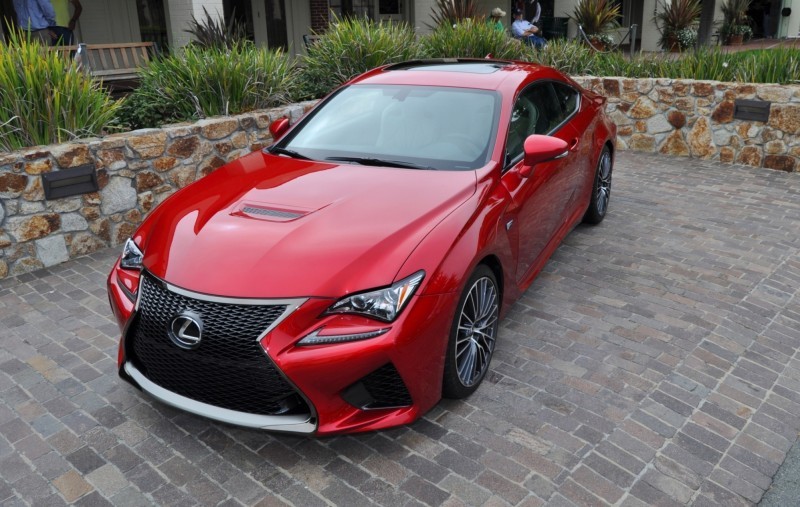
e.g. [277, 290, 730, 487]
[298, 327, 390, 346]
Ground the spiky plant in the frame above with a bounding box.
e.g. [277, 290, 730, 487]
[720, 0, 752, 27]
[126, 42, 296, 125]
[569, 0, 621, 37]
[654, 0, 701, 50]
[184, 7, 247, 49]
[296, 16, 419, 100]
[0, 29, 120, 151]
[428, 0, 479, 28]
[420, 18, 531, 60]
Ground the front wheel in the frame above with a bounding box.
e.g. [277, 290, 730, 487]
[442, 265, 500, 399]
[582, 146, 613, 224]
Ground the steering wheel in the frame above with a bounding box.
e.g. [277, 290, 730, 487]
[440, 133, 483, 159]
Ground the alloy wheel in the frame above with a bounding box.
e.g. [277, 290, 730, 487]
[455, 276, 499, 387]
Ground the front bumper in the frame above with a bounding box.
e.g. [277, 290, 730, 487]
[108, 265, 456, 435]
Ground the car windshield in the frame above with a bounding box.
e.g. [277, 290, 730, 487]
[277, 84, 500, 171]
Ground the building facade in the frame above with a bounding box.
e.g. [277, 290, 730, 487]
[1, 0, 798, 54]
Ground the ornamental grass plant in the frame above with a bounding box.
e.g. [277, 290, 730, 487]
[421, 19, 531, 61]
[0, 30, 120, 151]
[296, 16, 419, 100]
[121, 41, 296, 127]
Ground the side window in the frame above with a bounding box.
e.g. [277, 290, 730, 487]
[552, 82, 580, 121]
[504, 83, 560, 166]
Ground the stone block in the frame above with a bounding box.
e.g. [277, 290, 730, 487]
[629, 97, 658, 119]
[97, 149, 126, 171]
[768, 104, 800, 133]
[659, 131, 690, 157]
[127, 131, 168, 159]
[23, 176, 44, 201]
[667, 111, 686, 129]
[6, 214, 61, 242]
[0, 173, 28, 198]
[25, 158, 53, 175]
[153, 157, 178, 172]
[692, 82, 714, 97]
[688, 117, 716, 158]
[763, 155, 796, 172]
[711, 101, 734, 123]
[630, 134, 656, 152]
[756, 85, 792, 103]
[61, 213, 89, 232]
[167, 136, 200, 159]
[719, 146, 735, 163]
[737, 146, 763, 167]
[67, 232, 107, 256]
[646, 116, 672, 134]
[100, 177, 137, 216]
[199, 119, 239, 140]
[764, 140, 787, 155]
[135, 172, 164, 192]
[35, 235, 69, 267]
[51, 144, 92, 168]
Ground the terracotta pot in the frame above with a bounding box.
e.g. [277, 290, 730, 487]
[726, 34, 743, 46]
[667, 36, 680, 52]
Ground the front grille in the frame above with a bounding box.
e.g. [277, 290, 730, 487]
[342, 363, 412, 410]
[126, 273, 307, 416]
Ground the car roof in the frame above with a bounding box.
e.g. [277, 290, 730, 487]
[349, 59, 558, 91]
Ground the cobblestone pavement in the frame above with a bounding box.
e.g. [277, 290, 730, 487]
[1, 152, 799, 506]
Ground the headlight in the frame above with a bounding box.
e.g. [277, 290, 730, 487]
[326, 271, 425, 322]
[120, 238, 143, 270]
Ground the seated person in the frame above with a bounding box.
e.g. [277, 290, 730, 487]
[511, 8, 546, 49]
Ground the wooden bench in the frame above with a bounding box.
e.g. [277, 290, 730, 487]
[51, 42, 157, 83]
[302, 34, 321, 49]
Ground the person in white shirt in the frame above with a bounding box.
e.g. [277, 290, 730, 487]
[511, 8, 546, 49]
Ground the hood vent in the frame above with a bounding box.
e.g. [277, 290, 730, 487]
[239, 205, 305, 221]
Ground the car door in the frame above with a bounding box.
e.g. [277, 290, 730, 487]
[500, 82, 581, 285]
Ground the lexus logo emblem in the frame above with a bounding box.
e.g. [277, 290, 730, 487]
[169, 311, 203, 349]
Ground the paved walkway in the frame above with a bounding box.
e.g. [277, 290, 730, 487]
[1, 152, 799, 506]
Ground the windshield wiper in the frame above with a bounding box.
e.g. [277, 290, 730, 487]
[326, 156, 432, 170]
[268, 146, 311, 160]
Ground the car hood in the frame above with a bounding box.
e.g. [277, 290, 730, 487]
[141, 151, 477, 298]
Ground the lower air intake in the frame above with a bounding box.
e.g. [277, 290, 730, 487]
[341, 363, 413, 410]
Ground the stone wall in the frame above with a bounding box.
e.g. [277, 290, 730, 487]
[573, 77, 799, 172]
[0, 102, 313, 280]
[1, 78, 799, 281]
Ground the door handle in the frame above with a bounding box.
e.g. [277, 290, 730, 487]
[569, 138, 579, 151]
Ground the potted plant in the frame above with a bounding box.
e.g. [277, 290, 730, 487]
[569, 0, 621, 51]
[720, 0, 753, 45]
[654, 0, 701, 52]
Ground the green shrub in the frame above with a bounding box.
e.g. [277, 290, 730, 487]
[126, 41, 296, 126]
[420, 19, 531, 61]
[733, 48, 800, 84]
[0, 31, 120, 151]
[528, 38, 597, 76]
[296, 16, 419, 100]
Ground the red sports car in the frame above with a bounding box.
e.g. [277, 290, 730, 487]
[108, 59, 616, 435]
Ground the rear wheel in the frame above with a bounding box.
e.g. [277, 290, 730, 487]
[582, 146, 612, 224]
[442, 266, 500, 399]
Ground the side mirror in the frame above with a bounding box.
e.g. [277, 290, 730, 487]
[520, 135, 569, 177]
[269, 118, 290, 140]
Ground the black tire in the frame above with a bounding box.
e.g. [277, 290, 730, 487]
[582, 145, 613, 225]
[442, 265, 500, 399]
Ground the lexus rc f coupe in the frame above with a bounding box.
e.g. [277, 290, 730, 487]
[108, 59, 616, 435]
